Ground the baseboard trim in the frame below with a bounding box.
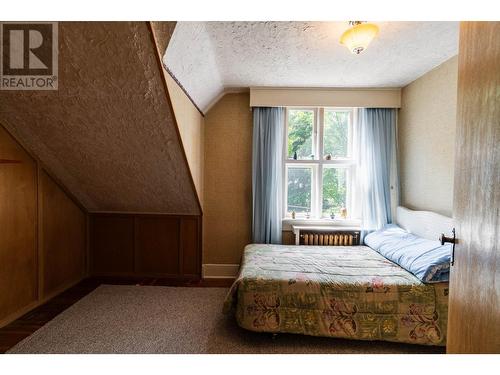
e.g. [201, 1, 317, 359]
[40, 276, 85, 303]
[202, 264, 239, 279]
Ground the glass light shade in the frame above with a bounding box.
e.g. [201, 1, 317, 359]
[340, 23, 379, 54]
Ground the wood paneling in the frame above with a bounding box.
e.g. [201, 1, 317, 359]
[40, 170, 86, 298]
[0, 126, 38, 325]
[180, 217, 201, 276]
[135, 216, 180, 275]
[90, 215, 134, 275]
[0, 124, 88, 328]
[90, 214, 201, 279]
[447, 22, 500, 354]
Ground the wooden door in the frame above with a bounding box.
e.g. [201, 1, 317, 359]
[447, 22, 500, 353]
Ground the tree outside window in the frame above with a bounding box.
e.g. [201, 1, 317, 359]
[285, 108, 354, 219]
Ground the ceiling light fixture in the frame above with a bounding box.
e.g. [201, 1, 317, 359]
[340, 21, 379, 55]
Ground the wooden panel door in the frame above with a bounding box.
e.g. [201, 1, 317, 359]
[447, 22, 500, 353]
[0, 126, 38, 324]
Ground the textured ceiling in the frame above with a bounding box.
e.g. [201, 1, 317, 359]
[0, 22, 200, 214]
[164, 22, 224, 112]
[165, 21, 459, 113]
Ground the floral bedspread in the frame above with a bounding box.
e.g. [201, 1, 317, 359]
[223, 244, 449, 346]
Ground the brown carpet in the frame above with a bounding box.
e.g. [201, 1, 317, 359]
[8, 285, 444, 354]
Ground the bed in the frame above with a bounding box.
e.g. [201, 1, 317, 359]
[223, 207, 453, 346]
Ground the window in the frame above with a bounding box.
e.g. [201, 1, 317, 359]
[287, 109, 314, 160]
[284, 107, 355, 219]
[287, 166, 312, 214]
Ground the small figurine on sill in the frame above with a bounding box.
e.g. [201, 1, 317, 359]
[293, 151, 297, 160]
[340, 207, 347, 219]
[325, 153, 332, 160]
[330, 212, 335, 219]
[291, 211, 296, 219]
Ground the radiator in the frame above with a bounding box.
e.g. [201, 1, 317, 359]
[299, 230, 360, 246]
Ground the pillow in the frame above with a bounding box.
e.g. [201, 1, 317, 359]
[364, 224, 452, 283]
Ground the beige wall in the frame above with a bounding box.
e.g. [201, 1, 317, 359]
[399, 56, 458, 217]
[203, 93, 253, 265]
[165, 74, 205, 206]
[202, 57, 458, 265]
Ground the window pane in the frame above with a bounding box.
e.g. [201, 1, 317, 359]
[323, 110, 349, 158]
[322, 168, 347, 217]
[287, 109, 314, 160]
[287, 167, 312, 214]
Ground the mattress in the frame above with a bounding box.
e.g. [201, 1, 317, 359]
[223, 244, 449, 346]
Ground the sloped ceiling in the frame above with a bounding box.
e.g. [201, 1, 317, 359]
[165, 21, 459, 113]
[0, 22, 200, 214]
[164, 22, 224, 112]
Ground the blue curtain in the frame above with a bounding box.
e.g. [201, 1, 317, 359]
[252, 107, 285, 244]
[356, 108, 397, 240]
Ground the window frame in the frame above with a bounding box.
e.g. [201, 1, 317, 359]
[283, 107, 356, 220]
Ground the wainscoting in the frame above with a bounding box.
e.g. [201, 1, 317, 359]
[0, 125, 87, 328]
[89, 213, 202, 280]
[1, 122, 202, 327]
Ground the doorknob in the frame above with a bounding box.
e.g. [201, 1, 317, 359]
[440, 228, 456, 266]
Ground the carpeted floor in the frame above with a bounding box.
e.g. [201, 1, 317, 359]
[8, 285, 444, 354]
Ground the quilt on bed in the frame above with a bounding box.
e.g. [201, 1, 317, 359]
[223, 244, 449, 346]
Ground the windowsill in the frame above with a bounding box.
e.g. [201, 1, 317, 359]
[282, 217, 361, 231]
